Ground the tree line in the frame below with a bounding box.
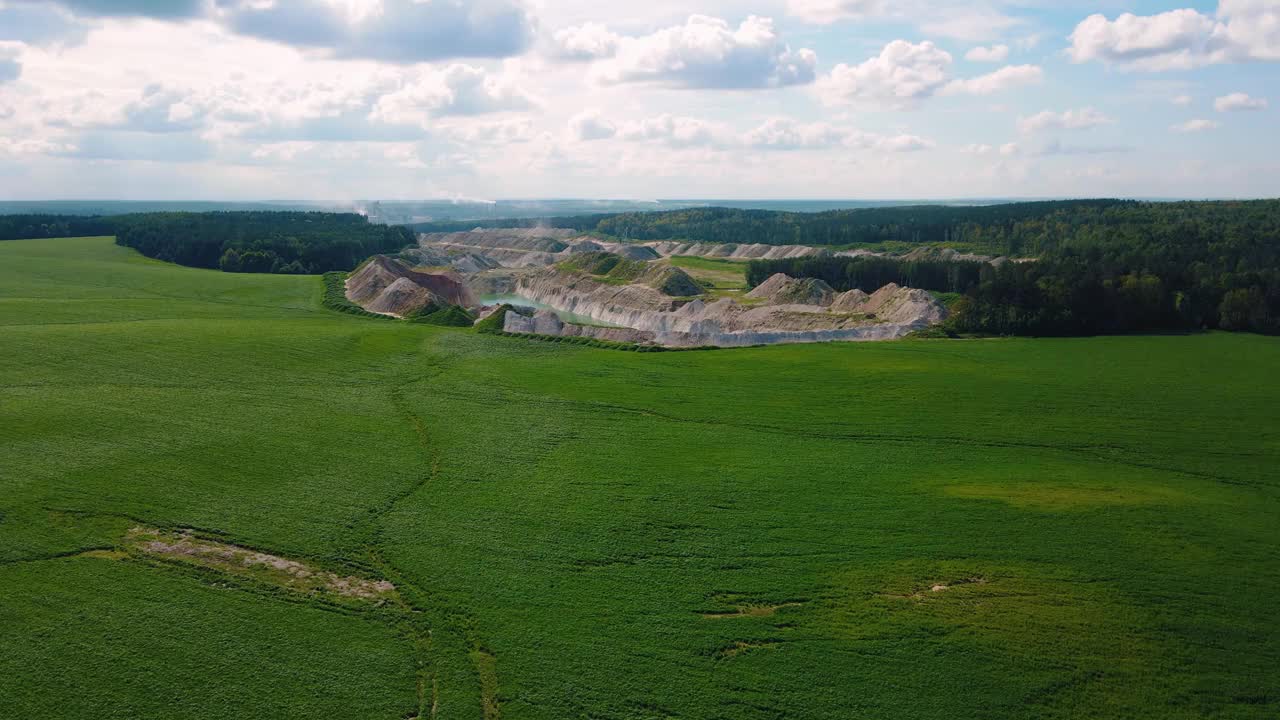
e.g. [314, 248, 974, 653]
[415, 200, 1280, 260]
[943, 245, 1278, 336]
[747, 218, 1280, 335]
[113, 212, 416, 274]
[748, 256, 987, 295]
[3, 211, 417, 275]
[0, 215, 117, 241]
[415, 199, 1141, 251]
[584, 200, 1140, 250]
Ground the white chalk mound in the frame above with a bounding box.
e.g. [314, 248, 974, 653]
[509, 271, 947, 347]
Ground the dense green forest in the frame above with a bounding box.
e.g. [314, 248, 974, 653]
[4, 211, 416, 275]
[940, 242, 1279, 335]
[0, 214, 116, 241]
[415, 199, 1280, 258]
[114, 212, 416, 274]
[747, 210, 1280, 335]
[582, 200, 1141, 250]
[413, 199, 1137, 251]
[749, 256, 988, 295]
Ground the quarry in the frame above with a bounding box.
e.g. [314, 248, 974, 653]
[343, 228, 957, 347]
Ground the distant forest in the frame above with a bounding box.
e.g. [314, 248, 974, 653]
[0, 212, 415, 274]
[412, 199, 1125, 252]
[747, 202, 1280, 335]
[749, 257, 987, 296]
[0, 215, 117, 241]
[415, 199, 1280, 256]
[113, 212, 416, 274]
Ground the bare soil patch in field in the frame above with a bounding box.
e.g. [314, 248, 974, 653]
[944, 483, 1186, 510]
[125, 527, 397, 603]
[715, 641, 783, 659]
[702, 602, 805, 619]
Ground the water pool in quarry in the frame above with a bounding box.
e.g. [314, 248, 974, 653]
[478, 294, 624, 327]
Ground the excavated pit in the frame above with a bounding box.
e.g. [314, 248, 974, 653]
[408, 230, 960, 347]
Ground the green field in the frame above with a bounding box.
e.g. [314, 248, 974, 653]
[2, 236, 1278, 719]
[667, 255, 749, 298]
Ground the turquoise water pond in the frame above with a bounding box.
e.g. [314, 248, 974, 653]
[478, 294, 623, 327]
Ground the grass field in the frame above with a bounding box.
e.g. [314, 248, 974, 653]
[667, 255, 750, 298]
[2, 236, 1278, 719]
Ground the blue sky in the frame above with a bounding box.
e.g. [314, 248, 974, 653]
[0, 0, 1276, 200]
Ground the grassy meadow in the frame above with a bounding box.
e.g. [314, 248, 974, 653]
[1, 236, 1278, 719]
[666, 255, 750, 299]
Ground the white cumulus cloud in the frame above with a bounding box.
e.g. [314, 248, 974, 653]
[875, 133, 934, 152]
[616, 114, 728, 148]
[371, 64, 534, 126]
[943, 64, 1043, 96]
[741, 118, 849, 150]
[1172, 119, 1220, 132]
[820, 40, 1041, 106]
[741, 118, 930, 152]
[1017, 108, 1112, 134]
[549, 23, 621, 62]
[1067, 2, 1280, 72]
[965, 44, 1009, 63]
[593, 15, 817, 89]
[1215, 92, 1268, 111]
[1217, 0, 1280, 62]
[1068, 9, 1221, 71]
[818, 40, 952, 106]
[568, 114, 935, 154]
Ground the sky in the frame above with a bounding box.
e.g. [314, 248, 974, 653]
[0, 0, 1276, 201]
